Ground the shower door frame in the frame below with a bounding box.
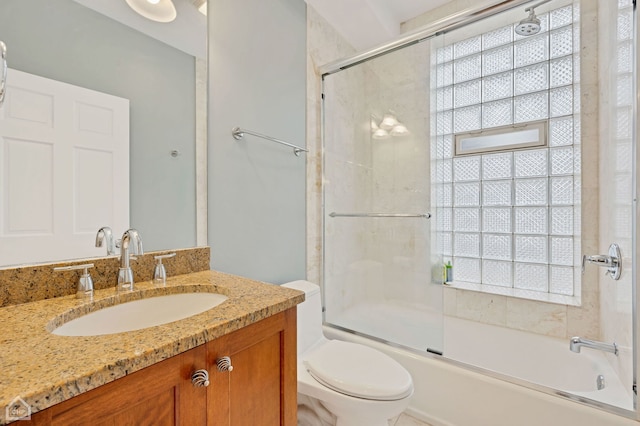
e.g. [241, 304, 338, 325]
[633, 0, 639, 415]
[319, 0, 639, 420]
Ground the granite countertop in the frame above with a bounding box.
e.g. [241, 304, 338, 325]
[0, 270, 304, 424]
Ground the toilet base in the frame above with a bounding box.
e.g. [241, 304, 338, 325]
[321, 396, 409, 426]
[298, 361, 412, 426]
[298, 393, 400, 426]
[298, 394, 335, 425]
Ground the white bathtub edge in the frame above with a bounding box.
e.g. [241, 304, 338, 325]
[323, 325, 639, 426]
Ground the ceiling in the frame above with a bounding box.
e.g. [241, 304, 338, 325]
[305, 0, 454, 51]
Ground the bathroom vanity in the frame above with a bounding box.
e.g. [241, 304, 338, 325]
[27, 309, 296, 425]
[0, 256, 303, 426]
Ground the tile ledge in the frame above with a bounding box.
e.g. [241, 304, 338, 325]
[445, 281, 581, 307]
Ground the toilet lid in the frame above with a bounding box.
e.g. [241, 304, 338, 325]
[303, 340, 413, 401]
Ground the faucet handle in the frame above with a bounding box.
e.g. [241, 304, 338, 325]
[153, 253, 176, 286]
[581, 243, 622, 280]
[54, 263, 94, 272]
[154, 253, 176, 261]
[54, 263, 95, 300]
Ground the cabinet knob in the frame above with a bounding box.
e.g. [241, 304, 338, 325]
[216, 356, 234, 372]
[191, 369, 210, 387]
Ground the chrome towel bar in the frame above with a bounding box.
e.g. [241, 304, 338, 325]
[329, 212, 431, 219]
[232, 127, 308, 157]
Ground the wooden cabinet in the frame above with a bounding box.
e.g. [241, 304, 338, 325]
[27, 345, 206, 426]
[207, 307, 297, 425]
[27, 308, 296, 426]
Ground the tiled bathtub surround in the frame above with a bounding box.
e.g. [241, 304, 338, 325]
[320, 24, 436, 348]
[0, 247, 210, 307]
[597, 0, 635, 401]
[308, 0, 609, 345]
[404, 0, 601, 342]
[306, 6, 356, 285]
[432, 2, 581, 298]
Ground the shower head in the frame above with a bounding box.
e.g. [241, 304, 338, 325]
[515, 7, 541, 36]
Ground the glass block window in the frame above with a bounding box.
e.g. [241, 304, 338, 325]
[432, 4, 581, 297]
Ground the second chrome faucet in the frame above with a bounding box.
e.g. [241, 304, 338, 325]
[117, 229, 144, 292]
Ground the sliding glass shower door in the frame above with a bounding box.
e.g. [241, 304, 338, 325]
[322, 39, 444, 353]
[320, 0, 637, 416]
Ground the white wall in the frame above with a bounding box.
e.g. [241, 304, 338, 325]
[208, 0, 307, 283]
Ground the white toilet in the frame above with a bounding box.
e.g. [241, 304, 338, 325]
[282, 280, 413, 426]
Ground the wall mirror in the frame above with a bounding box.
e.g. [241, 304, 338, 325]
[0, 0, 207, 267]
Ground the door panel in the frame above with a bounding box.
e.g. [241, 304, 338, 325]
[0, 68, 129, 265]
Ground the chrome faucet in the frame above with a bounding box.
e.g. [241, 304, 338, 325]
[581, 244, 622, 280]
[570, 337, 618, 355]
[95, 226, 116, 255]
[117, 229, 143, 292]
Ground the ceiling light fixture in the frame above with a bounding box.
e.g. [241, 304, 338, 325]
[372, 128, 390, 140]
[379, 112, 399, 130]
[390, 123, 410, 136]
[125, 0, 177, 23]
[198, 2, 207, 16]
[370, 116, 379, 131]
[371, 112, 410, 140]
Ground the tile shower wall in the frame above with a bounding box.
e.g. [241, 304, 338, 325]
[322, 42, 434, 318]
[309, 0, 606, 341]
[365, 46, 432, 306]
[597, 0, 634, 399]
[308, 6, 433, 311]
[306, 6, 356, 286]
[433, 3, 581, 297]
[322, 63, 372, 313]
[409, 0, 600, 340]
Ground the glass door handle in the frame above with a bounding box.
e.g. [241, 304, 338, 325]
[581, 243, 621, 280]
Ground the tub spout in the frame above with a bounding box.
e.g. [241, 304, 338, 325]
[570, 337, 618, 355]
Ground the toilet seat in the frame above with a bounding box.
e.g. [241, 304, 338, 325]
[303, 340, 413, 401]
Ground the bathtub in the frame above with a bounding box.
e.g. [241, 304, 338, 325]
[323, 316, 638, 426]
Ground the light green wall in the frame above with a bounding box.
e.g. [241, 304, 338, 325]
[0, 0, 197, 251]
[208, 0, 307, 283]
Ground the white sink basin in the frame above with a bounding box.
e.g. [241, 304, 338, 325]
[52, 292, 228, 336]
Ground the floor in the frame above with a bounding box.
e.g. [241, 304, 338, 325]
[389, 413, 432, 426]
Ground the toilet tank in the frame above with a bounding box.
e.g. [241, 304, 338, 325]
[281, 280, 324, 355]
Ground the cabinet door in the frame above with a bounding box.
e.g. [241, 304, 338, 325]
[28, 345, 207, 426]
[206, 308, 297, 426]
